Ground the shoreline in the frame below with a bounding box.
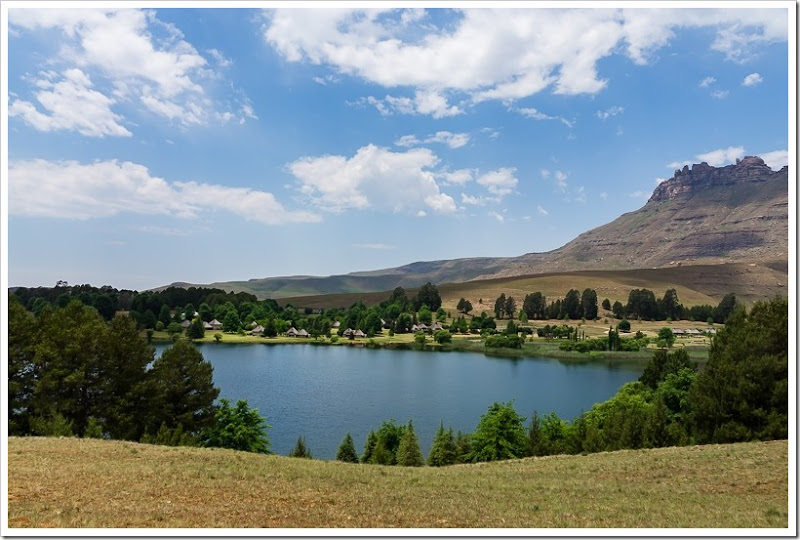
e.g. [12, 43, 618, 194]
[149, 332, 709, 365]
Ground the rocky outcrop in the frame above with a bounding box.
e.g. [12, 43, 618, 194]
[650, 156, 785, 203]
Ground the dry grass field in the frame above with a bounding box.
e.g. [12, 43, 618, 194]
[7, 437, 789, 529]
[278, 262, 786, 311]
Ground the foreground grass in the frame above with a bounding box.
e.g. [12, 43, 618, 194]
[7, 437, 787, 528]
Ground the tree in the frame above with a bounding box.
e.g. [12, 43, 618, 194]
[396, 421, 425, 466]
[361, 430, 378, 463]
[222, 311, 241, 333]
[166, 321, 182, 336]
[158, 304, 173, 326]
[428, 422, 457, 466]
[602, 298, 611, 311]
[494, 293, 506, 319]
[418, 305, 432, 324]
[504, 296, 516, 320]
[618, 318, 631, 332]
[336, 433, 359, 463]
[186, 317, 205, 340]
[369, 419, 406, 465]
[626, 289, 658, 320]
[639, 348, 696, 390]
[690, 297, 787, 443]
[289, 436, 312, 458]
[433, 330, 452, 344]
[562, 289, 581, 320]
[712, 292, 737, 323]
[612, 300, 625, 319]
[581, 289, 598, 320]
[469, 401, 527, 462]
[414, 282, 442, 311]
[657, 327, 675, 348]
[660, 289, 682, 321]
[523, 292, 546, 320]
[201, 398, 271, 453]
[436, 307, 447, 322]
[457, 298, 473, 315]
[8, 295, 37, 435]
[414, 332, 427, 347]
[147, 340, 220, 436]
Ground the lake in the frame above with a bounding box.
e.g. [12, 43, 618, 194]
[154, 343, 642, 460]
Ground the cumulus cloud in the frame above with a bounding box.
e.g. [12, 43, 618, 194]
[9, 8, 253, 134]
[8, 159, 319, 225]
[711, 89, 729, 99]
[441, 169, 474, 185]
[263, 8, 786, 115]
[595, 105, 624, 120]
[476, 168, 518, 197]
[742, 72, 763, 86]
[8, 69, 130, 137]
[759, 149, 788, 170]
[697, 146, 746, 166]
[395, 131, 470, 149]
[288, 144, 456, 215]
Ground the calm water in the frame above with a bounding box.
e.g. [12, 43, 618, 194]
[154, 343, 642, 459]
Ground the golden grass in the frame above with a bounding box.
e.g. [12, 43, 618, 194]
[7, 437, 788, 529]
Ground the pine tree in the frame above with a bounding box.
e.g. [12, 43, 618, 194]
[289, 435, 312, 458]
[336, 433, 359, 463]
[361, 430, 377, 463]
[427, 422, 457, 466]
[396, 421, 425, 466]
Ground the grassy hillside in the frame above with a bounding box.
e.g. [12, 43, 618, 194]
[7, 437, 788, 528]
[279, 262, 787, 310]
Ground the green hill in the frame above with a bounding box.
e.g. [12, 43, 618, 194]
[7, 437, 788, 529]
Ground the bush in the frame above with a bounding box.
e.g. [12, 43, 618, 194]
[485, 334, 524, 349]
[618, 319, 631, 332]
[201, 398, 271, 454]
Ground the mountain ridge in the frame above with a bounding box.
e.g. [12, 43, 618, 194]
[161, 156, 788, 299]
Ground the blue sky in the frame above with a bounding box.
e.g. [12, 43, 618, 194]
[3, 3, 793, 291]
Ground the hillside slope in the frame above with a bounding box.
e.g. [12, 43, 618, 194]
[164, 156, 788, 299]
[7, 437, 789, 528]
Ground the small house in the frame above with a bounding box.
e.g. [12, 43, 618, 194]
[343, 328, 353, 337]
[180, 319, 192, 329]
[251, 325, 265, 335]
[297, 329, 310, 338]
[286, 327, 299, 337]
[332, 321, 341, 328]
[209, 319, 223, 330]
[203, 321, 213, 330]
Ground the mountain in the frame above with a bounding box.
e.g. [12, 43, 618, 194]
[164, 156, 788, 299]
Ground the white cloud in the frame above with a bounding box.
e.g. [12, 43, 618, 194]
[758, 149, 788, 170]
[515, 106, 573, 128]
[207, 48, 232, 68]
[416, 210, 427, 217]
[667, 160, 693, 170]
[629, 190, 650, 199]
[395, 131, 470, 149]
[488, 211, 505, 222]
[599, 192, 608, 200]
[655, 177, 668, 185]
[575, 186, 587, 204]
[742, 72, 763, 86]
[138, 225, 191, 236]
[595, 105, 624, 120]
[699, 76, 716, 87]
[264, 8, 786, 115]
[461, 193, 481, 205]
[441, 169, 474, 186]
[711, 89, 729, 99]
[358, 90, 462, 118]
[536, 205, 548, 216]
[697, 146, 745, 166]
[476, 168, 518, 198]
[8, 159, 320, 225]
[9, 69, 131, 137]
[9, 8, 253, 132]
[540, 169, 551, 179]
[288, 144, 456, 215]
[554, 170, 568, 192]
